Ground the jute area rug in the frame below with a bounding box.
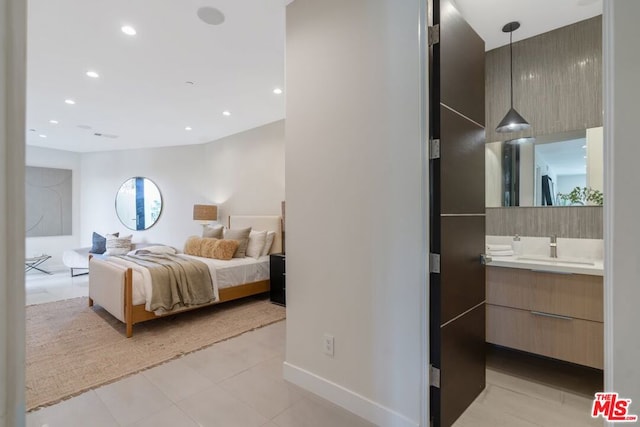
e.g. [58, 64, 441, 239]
[26, 296, 286, 411]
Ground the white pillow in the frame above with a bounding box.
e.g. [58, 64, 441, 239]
[246, 230, 267, 259]
[105, 234, 133, 256]
[260, 231, 276, 257]
[127, 245, 177, 256]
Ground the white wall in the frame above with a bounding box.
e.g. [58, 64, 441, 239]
[285, 1, 424, 426]
[485, 141, 502, 207]
[586, 126, 603, 193]
[556, 174, 586, 197]
[204, 120, 285, 223]
[1, 0, 26, 423]
[25, 146, 81, 269]
[80, 121, 285, 251]
[80, 144, 207, 250]
[604, 0, 640, 408]
[519, 143, 535, 206]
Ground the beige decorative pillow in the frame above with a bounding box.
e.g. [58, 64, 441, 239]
[105, 234, 133, 256]
[184, 236, 203, 256]
[202, 225, 223, 239]
[187, 237, 238, 260]
[261, 231, 276, 256]
[223, 227, 252, 258]
[212, 240, 239, 260]
[246, 230, 267, 259]
[200, 238, 219, 258]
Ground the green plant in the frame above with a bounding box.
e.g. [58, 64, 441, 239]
[557, 187, 603, 206]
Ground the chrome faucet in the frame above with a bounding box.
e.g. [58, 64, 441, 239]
[550, 235, 558, 258]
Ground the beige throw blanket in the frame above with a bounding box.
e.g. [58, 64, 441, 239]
[118, 253, 215, 312]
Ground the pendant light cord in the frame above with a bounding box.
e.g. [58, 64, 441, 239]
[510, 30, 514, 108]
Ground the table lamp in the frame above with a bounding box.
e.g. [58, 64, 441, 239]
[193, 204, 218, 229]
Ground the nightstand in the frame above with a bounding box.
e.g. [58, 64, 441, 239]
[270, 253, 286, 306]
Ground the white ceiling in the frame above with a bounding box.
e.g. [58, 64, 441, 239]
[27, 0, 286, 152]
[27, 0, 603, 153]
[454, 0, 602, 50]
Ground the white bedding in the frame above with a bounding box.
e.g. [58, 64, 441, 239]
[181, 254, 270, 289]
[102, 254, 269, 311]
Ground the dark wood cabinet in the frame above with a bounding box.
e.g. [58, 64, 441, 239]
[270, 254, 286, 306]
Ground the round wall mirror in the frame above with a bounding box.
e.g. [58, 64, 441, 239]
[115, 177, 163, 230]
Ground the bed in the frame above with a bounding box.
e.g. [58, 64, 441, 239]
[88, 215, 282, 337]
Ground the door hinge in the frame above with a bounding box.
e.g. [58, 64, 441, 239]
[430, 364, 441, 388]
[429, 139, 440, 160]
[428, 24, 440, 46]
[429, 253, 440, 274]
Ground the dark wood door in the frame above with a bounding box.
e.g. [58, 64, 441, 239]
[429, 0, 486, 425]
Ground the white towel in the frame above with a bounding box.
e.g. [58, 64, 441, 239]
[488, 249, 514, 256]
[487, 244, 512, 252]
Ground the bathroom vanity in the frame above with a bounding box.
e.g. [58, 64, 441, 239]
[486, 259, 603, 370]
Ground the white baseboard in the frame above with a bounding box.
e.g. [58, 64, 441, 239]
[283, 361, 420, 427]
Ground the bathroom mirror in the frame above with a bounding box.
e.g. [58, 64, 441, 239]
[115, 177, 163, 230]
[486, 127, 603, 207]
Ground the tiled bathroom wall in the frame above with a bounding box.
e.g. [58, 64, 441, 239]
[486, 206, 603, 239]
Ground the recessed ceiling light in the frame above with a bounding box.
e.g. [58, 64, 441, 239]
[39, 134, 47, 138]
[222, 111, 231, 117]
[86, 70, 100, 78]
[65, 99, 76, 105]
[273, 88, 283, 95]
[584, 155, 588, 159]
[49, 120, 59, 124]
[185, 126, 192, 131]
[121, 25, 137, 36]
[582, 145, 587, 149]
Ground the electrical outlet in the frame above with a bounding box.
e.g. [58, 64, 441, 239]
[323, 334, 334, 357]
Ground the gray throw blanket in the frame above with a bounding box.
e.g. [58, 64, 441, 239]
[118, 253, 215, 312]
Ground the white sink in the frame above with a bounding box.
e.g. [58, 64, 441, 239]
[516, 255, 596, 266]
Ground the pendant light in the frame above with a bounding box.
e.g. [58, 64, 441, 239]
[496, 21, 531, 133]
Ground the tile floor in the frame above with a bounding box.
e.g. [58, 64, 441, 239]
[454, 346, 603, 426]
[26, 267, 88, 305]
[26, 321, 375, 427]
[26, 273, 603, 426]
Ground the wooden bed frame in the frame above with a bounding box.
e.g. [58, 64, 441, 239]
[88, 215, 282, 337]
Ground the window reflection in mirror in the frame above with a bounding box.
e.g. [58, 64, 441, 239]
[115, 177, 163, 230]
[486, 127, 603, 207]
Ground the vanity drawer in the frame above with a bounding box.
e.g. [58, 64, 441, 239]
[486, 267, 603, 322]
[486, 304, 603, 369]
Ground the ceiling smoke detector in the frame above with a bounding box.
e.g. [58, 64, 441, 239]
[197, 7, 225, 26]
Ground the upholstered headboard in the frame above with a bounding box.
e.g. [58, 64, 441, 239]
[228, 215, 283, 255]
